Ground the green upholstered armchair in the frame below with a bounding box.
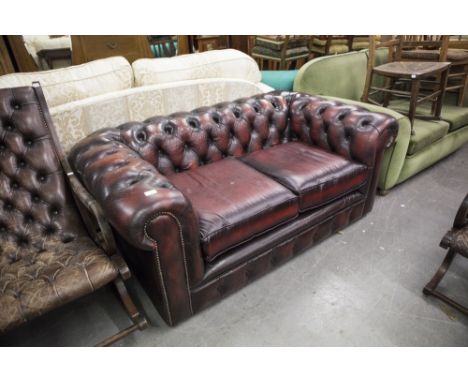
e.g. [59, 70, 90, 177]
[293, 49, 468, 194]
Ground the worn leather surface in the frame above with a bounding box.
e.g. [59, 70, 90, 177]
[0, 86, 117, 333]
[241, 141, 368, 211]
[202, 192, 364, 283]
[191, 197, 366, 315]
[444, 228, 468, 257]
[121, 92, 289, 176]
[168, 158, 298, 262]
[70, 91, 398, 326]
[289, 93, 398, 213]
[69, 126, 205, 287]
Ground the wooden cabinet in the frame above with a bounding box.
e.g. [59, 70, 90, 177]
[0, 36, 15, 75]
[0, 35, 38, 73]
[71, 35, 153, 65]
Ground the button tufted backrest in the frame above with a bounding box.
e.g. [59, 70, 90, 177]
[0, 86, 86, 265]
[114, 92, 292, 175]
[72, 91, 397, 177]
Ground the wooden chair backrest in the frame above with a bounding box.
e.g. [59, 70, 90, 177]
[397, 35, 450, 61]
[361, 36, 400, 101]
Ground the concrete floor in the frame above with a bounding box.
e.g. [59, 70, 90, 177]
[2, 144, 468, 346]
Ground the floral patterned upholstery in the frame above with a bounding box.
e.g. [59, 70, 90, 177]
[50, 79, 271, 152]
[0, 57, 133, 108]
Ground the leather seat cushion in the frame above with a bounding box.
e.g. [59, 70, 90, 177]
[168, 158, 299, 262]
[0, 235, 118, 332]
[241, 142, 368, 212]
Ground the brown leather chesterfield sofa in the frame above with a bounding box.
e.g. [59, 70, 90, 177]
[70, 91, 398, 326]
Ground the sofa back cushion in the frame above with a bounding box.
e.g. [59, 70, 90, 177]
[132, 49, 262, 87]
[0, 56, 133, 108]
[113, 92, 291, 176]
[294, 51, 367, 101]
[293, 49, 389, 101]
[51, 78, 269, 153]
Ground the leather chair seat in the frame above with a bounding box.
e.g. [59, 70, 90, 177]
[168, 158, 299, 262]
[241, 142, 368, 212]
[0, 235, 117, 332]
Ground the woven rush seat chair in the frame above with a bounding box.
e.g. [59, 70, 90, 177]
[251, 35, 310, 70]
[423, 193, 468, 315]
[398, 35, 468, 106]
[309, 35, 352, 57]
[0, 84, 147, 346]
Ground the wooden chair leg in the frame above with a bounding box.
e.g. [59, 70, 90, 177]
[424, 249, 456, 293]
[96, 277, 148, 347]
[423, 249, 468, 316]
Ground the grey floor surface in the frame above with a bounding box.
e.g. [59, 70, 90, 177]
[2, 144, 468, 347]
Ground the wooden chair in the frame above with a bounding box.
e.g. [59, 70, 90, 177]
[251, 35, 310, 70]
[190, 36, 230, 53]
[424, 193, 468, 316]
[361, 36, 401, 103]
[398, 35, 468, 106]
[0, 84, 148, 345]
[361, 36, 451, 133]
[309, 35, 353, 57]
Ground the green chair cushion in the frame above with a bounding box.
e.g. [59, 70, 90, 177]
[252, 46, 310, 59]
[388, 99, 468, 132]
[352, 42, 370, 50]
[255, 37, 308, 51]
[261, 70, 298, 91]
[310, 44, 349, 55]
[407, 119, 450, 155]
[312, 38, 348, 47]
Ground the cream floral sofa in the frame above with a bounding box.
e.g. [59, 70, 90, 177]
[0, 49, 272, 152]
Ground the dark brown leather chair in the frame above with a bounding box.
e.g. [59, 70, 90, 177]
[0, 84, 147, 345]
[424, 193, 468, 315]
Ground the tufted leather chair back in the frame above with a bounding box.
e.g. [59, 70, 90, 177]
[112, 92, 292, 176]
[0, 86, 86, 266]
[289, 93, 395, 168]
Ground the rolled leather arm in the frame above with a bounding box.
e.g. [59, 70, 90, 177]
[69, 127, 204, 286]
[289, 93, 399, 167]
[289, 93, 398, 213]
